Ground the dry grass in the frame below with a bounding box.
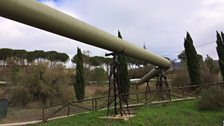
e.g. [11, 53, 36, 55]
[85, 84, 108, 98]
[0, 108, 42, 123]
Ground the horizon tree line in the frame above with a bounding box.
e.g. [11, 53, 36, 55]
[0, 48, 69, 67]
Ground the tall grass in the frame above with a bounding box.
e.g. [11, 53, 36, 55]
[198, 87, 224, 110]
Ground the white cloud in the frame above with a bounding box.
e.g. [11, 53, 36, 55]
[0, 0, 223, 67]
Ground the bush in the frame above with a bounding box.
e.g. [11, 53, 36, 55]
[86, 68, 108, 84]
[200, 62, 219, 83]
[171, 67, 190, 87]
[10, 86, 33, 107]
[198, 87, 224, 110]
[9, 62, 75, 107]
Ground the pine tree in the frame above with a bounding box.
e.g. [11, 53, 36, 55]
[216, 31, 224, 80]
[184, 32, 201, 85]
[117, 30, 130, 94]
[74, 47, 85, 100]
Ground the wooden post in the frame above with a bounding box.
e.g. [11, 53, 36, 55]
[94, 98, 97, 111]
[182, 88, 185, 98]
[136, 85, 139, 102]
[42, 107, 45, 122]
[145, 92, 147, 104]
[67, 102, 70, 117]
[92, 98, 95, 111]
[169, 89, 171, 101]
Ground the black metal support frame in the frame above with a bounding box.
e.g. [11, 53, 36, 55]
[156, 68, 170, 100]
[106, 51, 130, 116]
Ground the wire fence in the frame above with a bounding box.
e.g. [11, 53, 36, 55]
[42, 82, 224, 122]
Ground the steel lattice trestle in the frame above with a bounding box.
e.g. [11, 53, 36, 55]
[106, 52, 130, 117]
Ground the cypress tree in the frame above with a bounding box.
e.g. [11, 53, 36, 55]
[117, 31, 130, 94]
[74, 47, 85, 100]
[184, 32, 201, 85]
[216, 31, 224, 80]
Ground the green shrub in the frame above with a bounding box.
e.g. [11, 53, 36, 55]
[171, 68, 190, 87]
[9, 62, 75, 107]
[10, 86, 33, 107]
[198, 87, 224, 110]
[87, 68, 107, 84]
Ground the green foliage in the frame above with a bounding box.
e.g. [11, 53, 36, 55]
[71, 53, 83, 64]
[74, 48, 85, 100]
[26, 51, 35, 64]
[117, 31, 130, 94]
[177, 52, 218, 84]
[198, 87, 224, 110]
[46, 51, 58, 62]
[205, 55, 217, 74]
[178, 51, 203, 63]
[58, 53, 69, 63]
[88, 68, 107, 84]
[0, 48, 69, 65]
[216, 31, 224, 80]
[0, 48, 13, 61]
[200, 63, 219, 84]
[9, 62, 74, 106]
[200, 55, 219, 83]
[171, 68, 190, 87]
[184, 32, 201, 85]
[89, 56, 104, 66]
[13, 49, 27, 59]
[118, 54, 130, 93]
[46, 51, 69, 63]
[10, 86, 33, 106]
[33, 50, 46, 60]
[178, 51, 186, 62]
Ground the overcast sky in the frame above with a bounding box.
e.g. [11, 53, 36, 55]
[0, 0, 224, 66]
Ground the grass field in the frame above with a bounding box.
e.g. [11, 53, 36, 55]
[34, 100, 224, 126]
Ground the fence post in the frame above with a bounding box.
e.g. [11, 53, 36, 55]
[94, 98, 97, 111]
[169, 89, 171, 101]
[92, 98, 95, 111]
[136, 85, 139, 102]
[67, 102, 70, 117]
[42, 107, 45, 122]
[145, 92, 147, 104]
[221, 83, 224, 90]
[136, 93, 139, 103]
[182, 88, 185, 98]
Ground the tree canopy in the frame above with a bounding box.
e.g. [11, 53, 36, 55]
[117, 30, 130, 94]
[74, 47, 85, 100]
[184, 32, 201, 85]
[0, 48, 69, 65]
[216, 31, 224, 80]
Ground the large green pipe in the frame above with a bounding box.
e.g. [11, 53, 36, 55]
[0, 0, 170, 68]
[137, 68, 161, 85]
